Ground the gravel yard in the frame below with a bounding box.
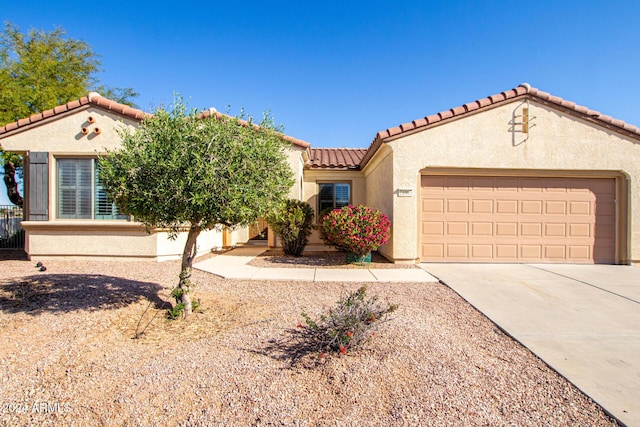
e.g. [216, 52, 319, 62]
[0, 252, 617, 426]
[249, 250, 418, 269]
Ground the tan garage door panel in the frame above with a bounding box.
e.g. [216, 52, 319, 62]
[420, 176, 616, 263]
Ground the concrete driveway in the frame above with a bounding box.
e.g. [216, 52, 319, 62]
[421, 263, 640, 427]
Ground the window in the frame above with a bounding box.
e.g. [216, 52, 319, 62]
[318, 182, 351, 214]
[57, 159, 127, 220]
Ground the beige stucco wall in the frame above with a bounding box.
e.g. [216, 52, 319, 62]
[285, 146, 307, 200]
[156, 227, 225, 261]
[22, 222, 156, 260]
[385, 99, 640, 264]
[21, 221, 226, 261]
[361, 145, 395, 259]
[303, 169, 366, 245]
[0, 107, 138, 154]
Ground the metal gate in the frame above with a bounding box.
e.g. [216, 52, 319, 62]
[0, 205, 24, 249]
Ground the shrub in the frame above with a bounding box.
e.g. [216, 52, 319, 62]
[297, 286, 398, 355]
[320, 205, 391, 256]
[267, 199, 314, 256]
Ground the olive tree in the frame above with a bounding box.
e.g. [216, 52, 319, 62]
[98, 98, 294, 317]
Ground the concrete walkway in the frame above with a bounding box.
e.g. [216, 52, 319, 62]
[193, 245, 438, 282]
[421, 263, 640, 427]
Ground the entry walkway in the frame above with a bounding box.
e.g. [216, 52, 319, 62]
[422, 263, 640, 427]
[193, 246, 438, 282]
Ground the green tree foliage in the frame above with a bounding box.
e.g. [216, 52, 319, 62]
[98, 97, 295, 317]
[0, 150, 22, 206]
[0, 21, 138, 205]
[267, 199, 314, 256]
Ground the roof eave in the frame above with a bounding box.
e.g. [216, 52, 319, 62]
[307, 165, 361, 171]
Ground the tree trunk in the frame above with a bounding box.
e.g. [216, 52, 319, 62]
[178, 224, 201, 318]
[3, 160, 23, 207]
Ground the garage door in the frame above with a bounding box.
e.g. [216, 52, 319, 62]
[420, 175, 616, 263]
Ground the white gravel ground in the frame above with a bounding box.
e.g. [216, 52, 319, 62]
[0, 254, 617, 426]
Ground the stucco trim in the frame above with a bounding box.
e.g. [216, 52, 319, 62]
[419, 167, 627, 179]
[26, 254, 160, 262]
[21, 221, 144, 233]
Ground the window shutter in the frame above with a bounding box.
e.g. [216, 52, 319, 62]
[28, 152, 49, 221]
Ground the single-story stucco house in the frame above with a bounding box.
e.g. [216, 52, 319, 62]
[2, 83, 639, 265]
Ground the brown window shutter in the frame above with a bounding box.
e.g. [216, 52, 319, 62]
[28, 152, 49, 221]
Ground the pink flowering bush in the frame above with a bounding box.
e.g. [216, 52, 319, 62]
[320, 205, 391, 257]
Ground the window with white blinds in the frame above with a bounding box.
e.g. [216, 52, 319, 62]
[318, 182, 351, 214]
[57, 159, 127, 220]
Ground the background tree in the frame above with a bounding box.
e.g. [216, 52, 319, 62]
[0, 21, 138, 206]
[98, 97, 294, 318]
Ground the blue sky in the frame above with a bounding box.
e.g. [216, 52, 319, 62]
[1, 0, 639, 204]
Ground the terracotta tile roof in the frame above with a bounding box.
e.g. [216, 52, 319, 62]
[0, 95, 310, 149]
[200, 109, 310, 149]
[360, 83, 640, 168]
[308, 147, 367, 169]
[0, 92, 147, 136]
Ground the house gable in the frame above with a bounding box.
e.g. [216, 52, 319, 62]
[369, 86, 640, 265]
[360, 83, 640, 169]
[0, 93, 144, 154]
[0, 93, 145, 136]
